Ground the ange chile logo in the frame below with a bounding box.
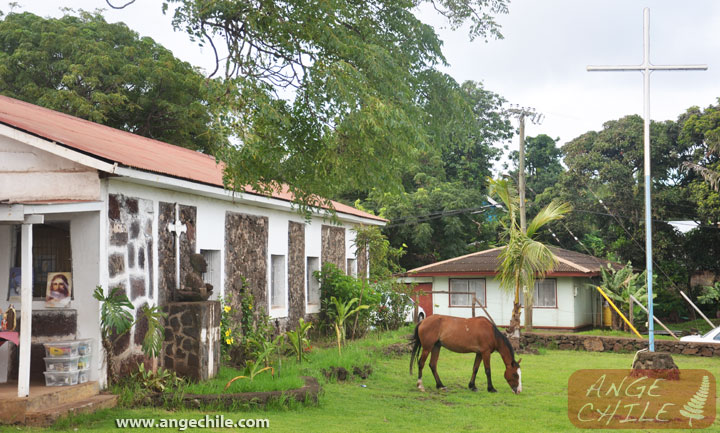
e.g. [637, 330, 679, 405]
[567, 369, 716, 429]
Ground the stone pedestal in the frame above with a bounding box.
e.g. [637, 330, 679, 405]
[631, 351, 679, 380]
[162, 301, 220, 382]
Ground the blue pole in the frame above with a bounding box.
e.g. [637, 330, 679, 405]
[642, 9, 654, 352]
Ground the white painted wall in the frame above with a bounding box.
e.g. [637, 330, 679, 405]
[304, 221, 322, 314]
[106, 179, 365, 320]
[573, 277, 595, 327]
[0, 135, 100, 202]
[412, 275, 592, 328]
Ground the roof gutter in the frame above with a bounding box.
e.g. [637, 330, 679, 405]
[111, 166, 385, 226]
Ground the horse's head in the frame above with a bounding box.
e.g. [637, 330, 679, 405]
[504, 358, 522, 394]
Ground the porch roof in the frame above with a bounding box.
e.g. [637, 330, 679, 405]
[402, 246, 622, 277]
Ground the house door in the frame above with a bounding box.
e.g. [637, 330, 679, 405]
[411, 283, 433, 317]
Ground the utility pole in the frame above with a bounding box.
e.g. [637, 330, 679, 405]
[507, 106, 543, 232]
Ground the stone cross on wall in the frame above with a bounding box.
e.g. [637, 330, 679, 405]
[167, 203, 187, 291]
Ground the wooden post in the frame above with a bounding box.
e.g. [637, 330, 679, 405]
[679, 290, 715, 329]
[472, 297, 476, 318]
[413, 294, 419, 323]
[473, 296, 496, 325]
[630, 295, 679, 340]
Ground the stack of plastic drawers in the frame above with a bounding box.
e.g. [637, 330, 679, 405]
[42, 339, 92, 386]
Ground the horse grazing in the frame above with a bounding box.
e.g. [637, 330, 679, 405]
[410, 315, 522, 394]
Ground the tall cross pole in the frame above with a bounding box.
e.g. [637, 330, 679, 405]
[587, 8, 707, 352]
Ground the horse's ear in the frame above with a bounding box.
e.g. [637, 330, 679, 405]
[517, 358, 522, 366]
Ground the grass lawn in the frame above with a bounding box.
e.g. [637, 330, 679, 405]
[17, 326, 720, 432]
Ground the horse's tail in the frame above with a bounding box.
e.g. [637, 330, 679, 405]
[410, 322, 422, 374]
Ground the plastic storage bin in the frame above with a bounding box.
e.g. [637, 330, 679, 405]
[44, 341, 80, 357]
[78, 370, 89, 384]
[44, 356, 79, 372]
[43, 370, 79, 386]
[77, 355, 91, 370]
[77, 339, 92, 356]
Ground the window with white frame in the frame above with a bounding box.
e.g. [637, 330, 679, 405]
[449, 279, 485, 307]
[346, 258, 357, 277]
[270, 255, 286, 308]
[534, 279, 557, 308]
[306, 257, 320, 305]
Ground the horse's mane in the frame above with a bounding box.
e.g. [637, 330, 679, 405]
[492, 324, 516, 362]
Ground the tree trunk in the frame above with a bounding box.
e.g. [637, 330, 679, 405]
[506, 280, 522, 337]
[628, 302, 633, 332]
[524, 290, 534, 332]
[507, 302, 522, 337]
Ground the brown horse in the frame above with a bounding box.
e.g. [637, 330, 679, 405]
[410, 315, 522, 394]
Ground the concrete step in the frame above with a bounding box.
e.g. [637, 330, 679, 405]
[25, 381, 100, 412]
[25, 394, 118, 427]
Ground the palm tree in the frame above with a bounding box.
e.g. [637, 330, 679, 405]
[489, 178, 572, 336]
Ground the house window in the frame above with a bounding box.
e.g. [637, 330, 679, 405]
[306, 257, 320, 305]
[270, 255, 286, 308]
[347, 258, 357, 277]
[449, 279, 485, 307]
[9, 223, 72, 299]
[531, 279, 557, 308]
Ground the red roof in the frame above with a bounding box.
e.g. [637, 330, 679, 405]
[0, 95, 384, 222]
[403, 246, 622, 277]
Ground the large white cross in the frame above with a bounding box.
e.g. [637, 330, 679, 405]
[587, 8, 707, 352]
[167, 203, 187, 292]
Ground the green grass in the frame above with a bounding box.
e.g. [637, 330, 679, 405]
[183, 366, 305, 394]
[15, 326, 719, 432]
[666, 317, 720, 334]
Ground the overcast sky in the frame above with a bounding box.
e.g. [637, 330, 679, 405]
[4, 0, 720, 155]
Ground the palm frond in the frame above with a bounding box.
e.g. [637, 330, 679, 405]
[526, 200, 572, 237]
[682, 161, 720, 191]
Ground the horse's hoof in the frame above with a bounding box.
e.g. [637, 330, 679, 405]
[418, 385, 425, 392]
[440, 386, 448, 391]
[470, 387, 478, 392]
[488, 388, 497, 393]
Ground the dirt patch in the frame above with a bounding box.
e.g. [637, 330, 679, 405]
[322, 365, 373, 381]
[383, 342, 412, 357]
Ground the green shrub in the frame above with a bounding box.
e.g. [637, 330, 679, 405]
[316, 263, 379, 338]
[372, 280, 412, 331]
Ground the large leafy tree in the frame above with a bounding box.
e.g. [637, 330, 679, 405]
[363, 80, 511, 269]
[490, 178, 571, 335]
[0, 11, 225, 153]
[158, 0, 509, 210]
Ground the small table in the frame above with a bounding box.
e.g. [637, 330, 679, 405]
[0, 331, 19, 347]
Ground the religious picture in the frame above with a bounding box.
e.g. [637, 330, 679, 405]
[46, 272, 72, 308]
[7, 267, 21, 301]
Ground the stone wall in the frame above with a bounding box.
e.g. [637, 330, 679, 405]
[287, 221, 305, 328]
[321, 225, 345, 272]
[523, 333, 720, 357]
[158, 202, 174, 306]
[107, 193, 155, 368]
[162, 301, 221, 381]
[357, 244, 368, 279]
[225, 212, 268, 315]
[157, 202, 197, 305]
